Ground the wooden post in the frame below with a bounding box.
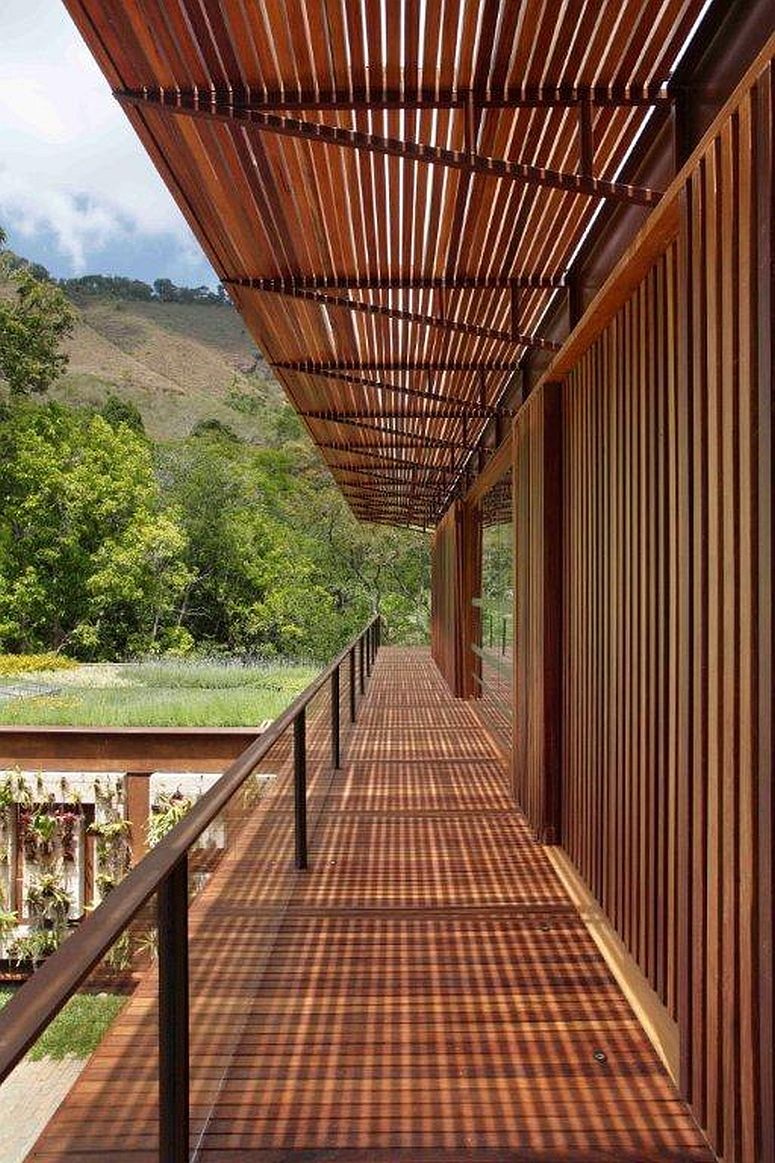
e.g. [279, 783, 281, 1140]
[158, 856, 189, 1163]
[124, 772, 151, 865]
[513, 383, 563, 842]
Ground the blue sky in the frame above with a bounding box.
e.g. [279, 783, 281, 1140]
[0, 0, 218, 287]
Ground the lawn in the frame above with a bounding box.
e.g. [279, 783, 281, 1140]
[0, 988, 125, 1060]
[0, 658, 318, 727]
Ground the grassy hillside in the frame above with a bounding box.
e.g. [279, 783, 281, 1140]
[1, 266, 286, 440]
[55, 295, 286, 441]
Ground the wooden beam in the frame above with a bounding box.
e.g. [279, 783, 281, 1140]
[227, 274, 565, 291]
[325, 447, 455, 470]
[275, 364, 492, 407]
[274, 359, 518, 372]
[331, 462, 453, 479]
[303, 406, 502, 420]
[309, 416, 475, 450]
[234, 281, 559, 350]
[0, 727, 265, 773]
[116, 89, 663, 207]
[114, 83, 671, 112]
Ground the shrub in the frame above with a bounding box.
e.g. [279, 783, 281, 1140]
[0, 652, 77, 675]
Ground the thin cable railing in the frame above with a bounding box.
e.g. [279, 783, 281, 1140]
[0, 615, 381, 1161]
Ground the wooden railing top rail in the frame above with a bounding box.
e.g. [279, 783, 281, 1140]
[0, 615, 380, 1087]
[0, 725, 270, 772]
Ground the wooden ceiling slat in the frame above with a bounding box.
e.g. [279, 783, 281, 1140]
[66, 0, 706, 524]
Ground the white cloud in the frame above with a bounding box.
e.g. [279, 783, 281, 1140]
[0, 0, 206, 274]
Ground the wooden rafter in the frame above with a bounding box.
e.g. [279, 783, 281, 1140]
[233, 281, 559, 350]
[319, 445, 455, 471]
[116, 89, 663, 206]
[114, 83, 671, 112]
[227, 274, 565, 291]
[308, 417, 475, 451]
[330, 463, 455, 481]
[274, 360, 517, 372]
[303, 406, 503, 420]
[276, 365, 501, 409]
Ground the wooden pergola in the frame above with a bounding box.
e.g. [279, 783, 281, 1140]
[64, 0, 705, 527]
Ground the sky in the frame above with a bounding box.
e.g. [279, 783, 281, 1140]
[0, 0, 217, 287]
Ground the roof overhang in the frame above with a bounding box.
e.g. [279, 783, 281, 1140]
[63, 0, 710, 526]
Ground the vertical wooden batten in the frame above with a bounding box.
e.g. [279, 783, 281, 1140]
[512, 384, 563, 841]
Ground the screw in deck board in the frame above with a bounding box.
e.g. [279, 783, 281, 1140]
[294, 709, 308, 870]
[331, 666, 341, 769]
[158, 854, 189, 1163]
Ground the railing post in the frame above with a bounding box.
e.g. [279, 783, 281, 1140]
[331, 666, 341, 770]
[359, 637, 365, 694]
[365, 626, 372, 677]
[349, 647, 356, 722]
[294, 709, 307, 870]
[158, 855, 189, 1163]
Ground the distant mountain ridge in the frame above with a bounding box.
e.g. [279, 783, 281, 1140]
[0, 252, 286, 442]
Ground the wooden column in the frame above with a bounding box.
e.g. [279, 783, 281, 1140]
[431, 498, 481, 699]
[512, 383, 563, 842]
[124, 772, 151, 866]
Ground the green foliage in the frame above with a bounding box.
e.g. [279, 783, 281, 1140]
[0, 241, 430, 668]
[7, 928, 61, 967]
[0, 401, 192, 658]
[99, 394, 146, 435]
[0, 252, 77, 394]
[147, 790, 192, 847]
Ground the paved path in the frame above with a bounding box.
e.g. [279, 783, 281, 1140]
[0, 1058, 85, 1163]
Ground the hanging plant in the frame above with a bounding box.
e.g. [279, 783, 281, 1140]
[57, 810, 81, 863]
[89, 818, 132, 902]
[147, 791, 193, 848]
[27, 870, 73, 929]
[0, 809, 11, 866]
[0, 899, 18, 954]
[21, 808, 58, 864]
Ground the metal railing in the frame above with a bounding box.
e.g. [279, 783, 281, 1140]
[0, 615, 381, 1161]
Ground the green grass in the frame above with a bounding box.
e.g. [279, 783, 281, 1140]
[0, 658, 317, 727]
[0, 988, 125, 1060]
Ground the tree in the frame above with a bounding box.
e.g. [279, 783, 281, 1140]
[0, 402, 191, 657]
[0, 238, 77, 395]
[100, 395, 146, 436]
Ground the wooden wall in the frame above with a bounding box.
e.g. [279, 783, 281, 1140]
[431, 501, 480, 698]
[513, 384, 563, 841]
[508, 47, 773, 1163]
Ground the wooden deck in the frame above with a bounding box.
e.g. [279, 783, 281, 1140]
[27, 648, 713, 1161]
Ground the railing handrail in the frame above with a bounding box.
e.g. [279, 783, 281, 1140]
[0, 615, 380, 1084]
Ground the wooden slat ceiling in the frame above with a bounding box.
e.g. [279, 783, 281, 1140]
[64, 0, 706, 527]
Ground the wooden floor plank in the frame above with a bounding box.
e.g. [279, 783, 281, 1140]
[25, 648, 713, 1161]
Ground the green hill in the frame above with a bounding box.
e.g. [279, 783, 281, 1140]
[53, 295, 285, 441]
[1, 262, 286, 441]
